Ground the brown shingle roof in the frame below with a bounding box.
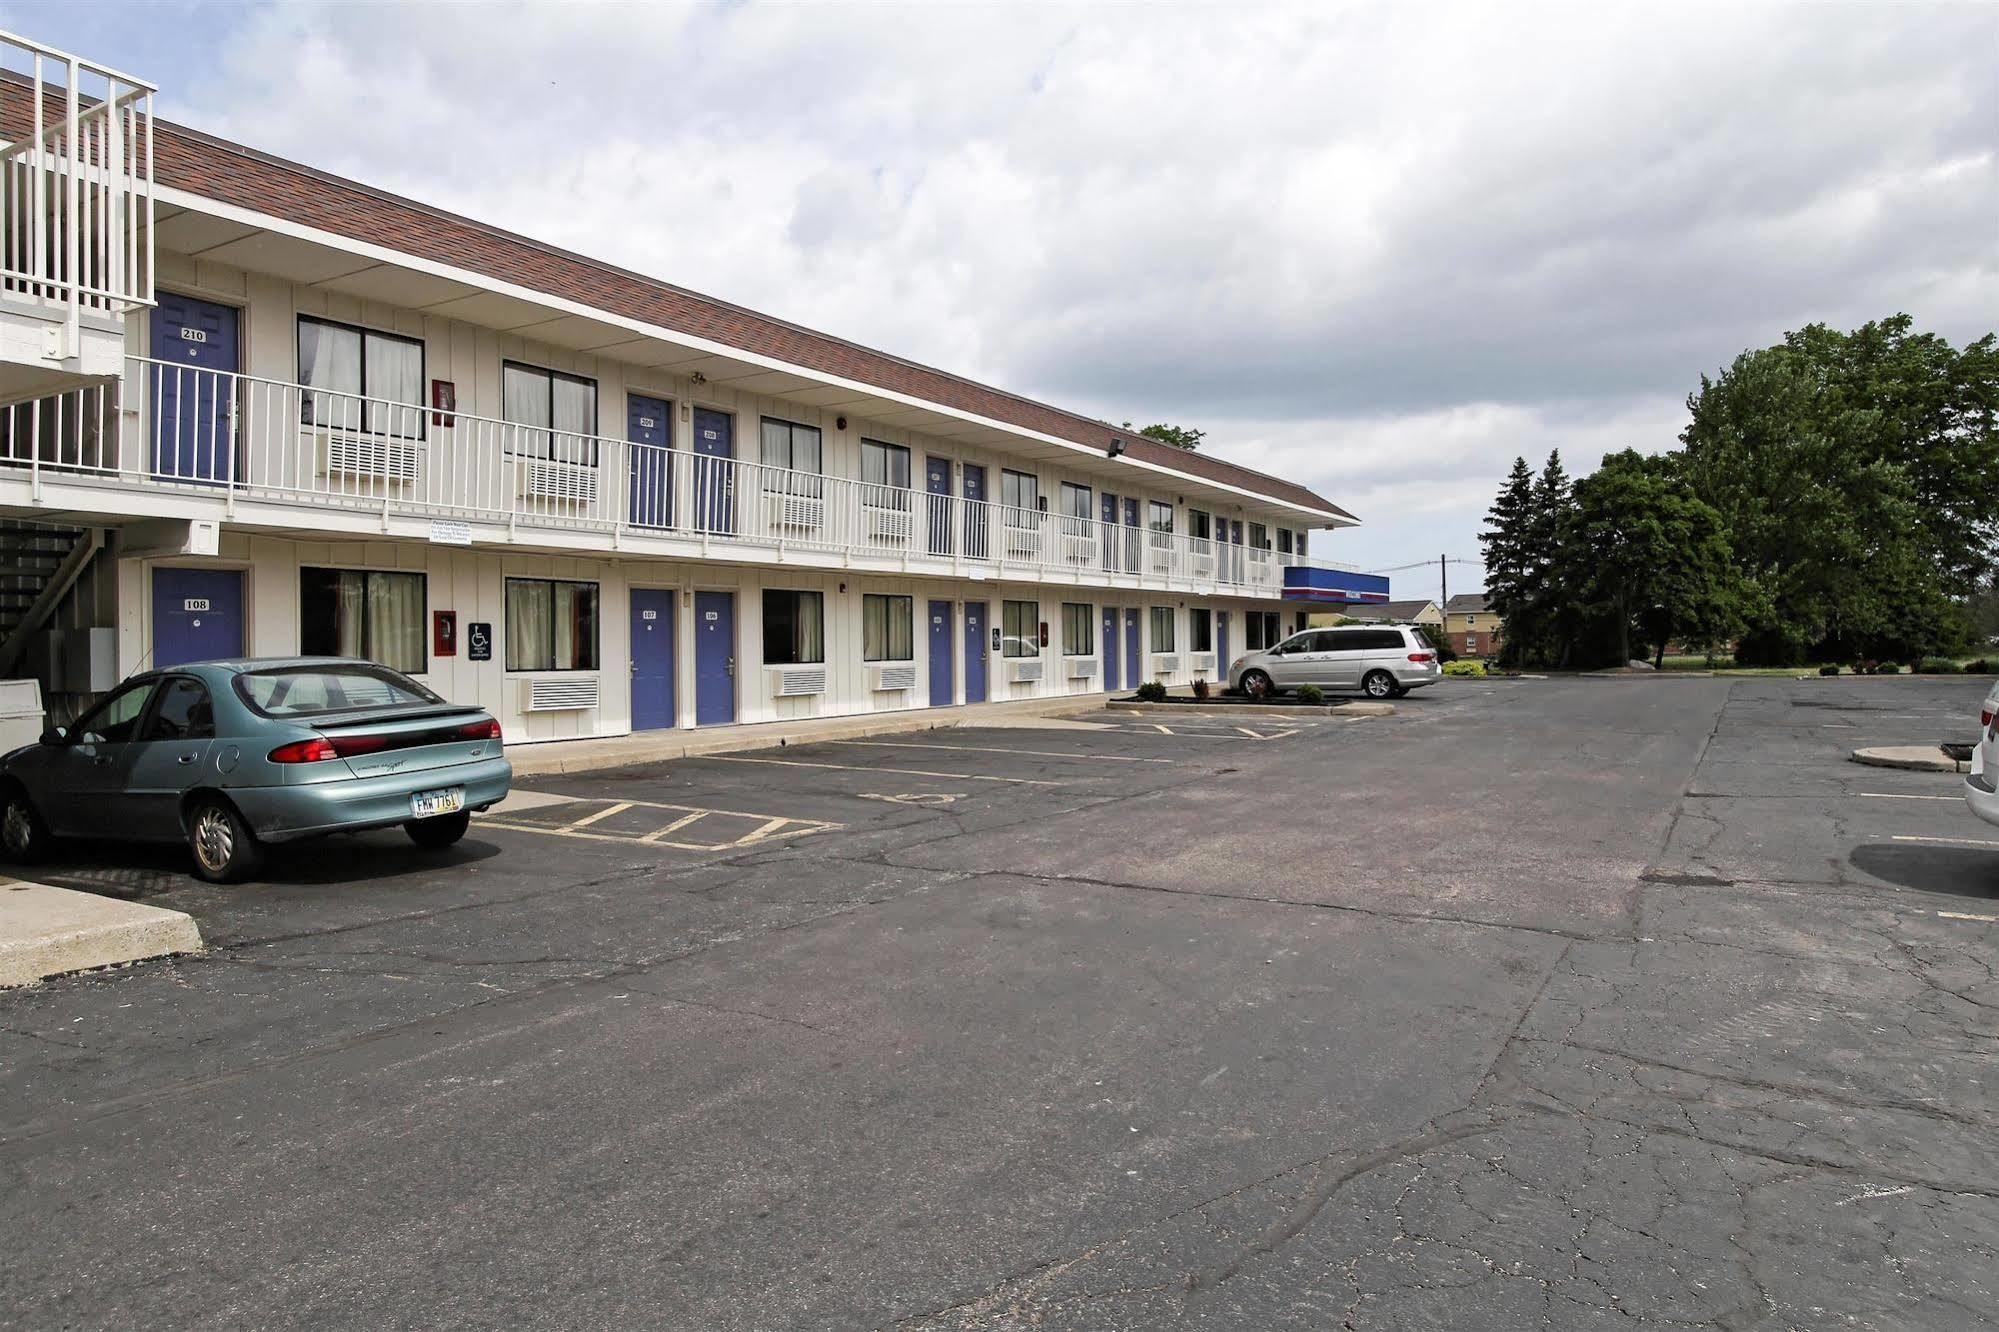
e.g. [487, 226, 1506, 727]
[126, 107, 1352, 522]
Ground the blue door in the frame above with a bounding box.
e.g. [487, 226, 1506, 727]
[1101, 606, 1120, 689]
[691, 409, 734, 534]
[630, 587, 676, 730]
[962, 464, 988, 559]
[148, 292, 240, 483]
[627, 393, 673, 529]
[1123, 609, 1140, 686]
[928, 599, 954, 708]
[1217, 612, 1230, 677]
[926, 456, 953, 556]
[152, 567, 244, 667]
[1100, 492, 1118, 570]
[963, 600, 988, 704]
[694, 590, 735, 725]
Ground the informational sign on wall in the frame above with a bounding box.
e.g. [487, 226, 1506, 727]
[430, 519, 472, 546]
[467, 621, 493, 663]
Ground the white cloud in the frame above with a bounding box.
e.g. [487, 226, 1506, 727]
[110, 0, 1999, 586]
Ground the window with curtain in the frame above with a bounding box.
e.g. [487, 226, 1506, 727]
[1001, 469, 1039, 519]
[1003, 600, 1038, 657]
[863, 594, 912, 662]
[861, 440, 911, 510]
[300, 567, 427, 673]
[1062, 602, 1093, 656]
[1249, 522, 1267, 551]
[760, 418, 823, 498]
[762, 589, 825, 665]
[1190, 510, 1212, 541]
[1277, 528, 1294, 555]
[1190, 609, 1213, 653]
[505, 578, 599, 671]
[1148, 501, 1174, 535]
[503, 363, 598, 463]
[1149, 606, 1175, 652]
[298, 317, 425, 439]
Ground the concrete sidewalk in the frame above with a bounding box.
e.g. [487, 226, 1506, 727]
[0, 881, 203, 988]
[505, 693, 1112, 776]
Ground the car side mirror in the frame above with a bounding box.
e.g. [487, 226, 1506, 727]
[39, 725, 65, 745]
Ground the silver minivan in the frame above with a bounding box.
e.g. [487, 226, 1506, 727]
[1228, 624, 1442, 699]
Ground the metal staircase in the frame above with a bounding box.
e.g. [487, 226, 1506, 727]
[0, 518, 99, 675]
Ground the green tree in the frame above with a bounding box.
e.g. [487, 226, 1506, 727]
[1680, 315, 1998, 663]
[1121, 420, 1205, 451]
[1566, 450, 1752, 668]
[1479, 457, 1536, 662]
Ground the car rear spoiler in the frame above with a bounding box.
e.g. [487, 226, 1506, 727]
[309, 705, 489, 731]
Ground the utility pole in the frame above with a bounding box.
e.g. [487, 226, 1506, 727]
[1439, 553, 1448, 614]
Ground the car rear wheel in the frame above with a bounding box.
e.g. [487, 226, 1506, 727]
[1240, 669, 1275, 699]
[0, 788, 50, 864]
[1362, 670, 1396, 699]
[188, 798, 264, 884]
[405, 812, 471, 850]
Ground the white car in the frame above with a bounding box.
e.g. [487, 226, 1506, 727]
[1966, 680, 1999, 828]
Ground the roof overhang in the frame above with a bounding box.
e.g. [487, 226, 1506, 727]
[153, 187, 1356, 527]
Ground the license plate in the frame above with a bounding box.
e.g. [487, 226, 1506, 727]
[411, 787, 465, 819]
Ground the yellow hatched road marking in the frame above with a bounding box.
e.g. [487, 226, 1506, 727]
[703, 755, 1065, 786]
[639, 811, 709, 843]
[567, 801, 634, 828]
[829, 739, 1172, 764]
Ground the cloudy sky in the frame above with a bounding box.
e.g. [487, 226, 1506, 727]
[10, 1, 1994, 591]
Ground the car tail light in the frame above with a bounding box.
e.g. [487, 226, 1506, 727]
[1983, 706, 1993, 729]
[457, 718, 502, 742]
[268, 737, 337, 764]
[1408, 651, 1436, 663]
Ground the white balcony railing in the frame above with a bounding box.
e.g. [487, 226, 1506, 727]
[0, 356, 1356, 594]
[0, 32, 156, 343]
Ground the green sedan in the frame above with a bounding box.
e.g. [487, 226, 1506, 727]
[0, 658, 512, 883]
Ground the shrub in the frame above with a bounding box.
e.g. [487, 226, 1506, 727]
[1877, 661, 1902, 674]
[1443, 660, 1487, 678]
[1191, 677, 1211, 700]
[1919, 657, 1962, 675]
[1135, 680, 1167, 703]
[1856, 659, 1879, 675]
[1818, 664, 1840, 676]
[1295, 684, 1325, 705]
[1968, 659, 1993, 674]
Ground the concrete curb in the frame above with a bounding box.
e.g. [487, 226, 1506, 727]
[506, 695, 1110, 776]
[1103, 700, 1397, 719]
[0, 881, 203, 988]
[1849, 745, 1968, 774]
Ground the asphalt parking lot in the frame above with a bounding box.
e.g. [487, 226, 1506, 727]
[4, 677, 1998, 1329]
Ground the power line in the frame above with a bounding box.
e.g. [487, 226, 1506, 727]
[1363, 557, 1481, 575]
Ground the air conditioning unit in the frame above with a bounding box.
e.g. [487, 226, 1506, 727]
[519, 457, 600, 505]
[325, 432, 422, 485]
[772, 665, 828, 697]
[1060, 534, 1095, 563]
[865, 504, 912, 543]
[764, 490, 823, 530]
[1066, 658, 1098, 680]
[1148, 545, 1173, 574]
[869, 662, 917, 692]
[1188, 652, 1217, 675]
[1003, 523, 1042, 556]
[1192, 552, 1216, 577]
[1151, 653, 1179, 674]
[1006, 659, 1044, 684]
[522, 676, 600, 712]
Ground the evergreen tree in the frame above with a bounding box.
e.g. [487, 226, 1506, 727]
[1479, 457, 1535, 657]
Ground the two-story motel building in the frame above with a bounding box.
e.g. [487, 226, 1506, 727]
[0, 34, 1386, 741]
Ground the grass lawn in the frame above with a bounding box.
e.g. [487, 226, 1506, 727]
[1658, 653, 1996, 677]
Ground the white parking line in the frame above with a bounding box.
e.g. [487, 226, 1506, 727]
[1890, 834, 1999, 847]
[1938, 910, 1999, 922]
[1858, 793, 1960, 801]
[704, 755, 1066, 786]
[829, 739, 1171, 764]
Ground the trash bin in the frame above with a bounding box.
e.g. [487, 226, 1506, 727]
[0, 678, 45, 753]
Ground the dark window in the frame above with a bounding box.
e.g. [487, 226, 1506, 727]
[763, 590, 825, 665]
[1247, 615, 1266, 651]
[502, 362, 598, 462]
[297, 316, 425, 439]
[1001, 469, 1040, 515]
[1331, 629, 1405, 652]
[1190, 609, 1213, 653]
[1003, 599, 1038, 657]
[1062, 602, 1093, 655]
[861, 440, 911, 510]
[1148, 501, 1174, 535]
[505, 578, 599, 671]
[1277, 528, 1294, 556]
[300, 567, 427, 674]
[863, 594, 912, 662]
[140, 676, 215, 741]
[1249, 522, 1267, 550]
[71, 679, 154, 744]
[1190, 510, 1212, 541]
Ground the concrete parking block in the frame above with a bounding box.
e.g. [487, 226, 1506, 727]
[0, 880, 202, 987]
[1849, 744, 1966, 773]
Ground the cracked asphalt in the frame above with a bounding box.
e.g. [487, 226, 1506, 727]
[3, 677, 1997, 1329]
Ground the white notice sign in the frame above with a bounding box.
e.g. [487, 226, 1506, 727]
[430, 520, 473, 546]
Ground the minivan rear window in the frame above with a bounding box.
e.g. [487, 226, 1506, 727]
[233, 663, 441, 718]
